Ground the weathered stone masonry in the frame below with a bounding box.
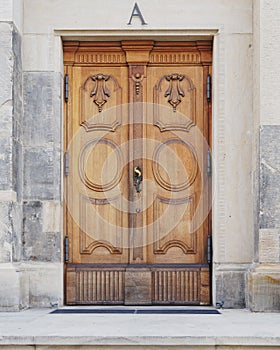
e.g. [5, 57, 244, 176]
[0, 18, 24, 309]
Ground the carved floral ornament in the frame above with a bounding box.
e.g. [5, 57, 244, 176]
[90, 74, 111, 112]
[164, 73, 186, 112]
[89, 72, 189, 113]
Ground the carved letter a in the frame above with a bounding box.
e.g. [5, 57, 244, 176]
[127, 3, 147, 25]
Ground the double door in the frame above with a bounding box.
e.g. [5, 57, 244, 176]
[64, 41, 212, 305]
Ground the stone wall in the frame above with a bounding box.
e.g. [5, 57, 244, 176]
[0, 1, 25, 310]
[0, 0, 63, 310]
[248, 0, 280, 312]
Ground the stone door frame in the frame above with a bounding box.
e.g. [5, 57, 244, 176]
[56, 27, 255, 307]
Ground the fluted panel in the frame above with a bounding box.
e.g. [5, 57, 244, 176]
[77, 53, 126, 64]
[76, 269, 124, 304]
[152, 270, 200, 304]
[150, 53, 200, 64]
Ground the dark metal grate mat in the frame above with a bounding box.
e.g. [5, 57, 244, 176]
[51, 309, 220, 314]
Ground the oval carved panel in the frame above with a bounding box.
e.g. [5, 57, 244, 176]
[79, 139, 123, 192]
[152, 139, 197, 191]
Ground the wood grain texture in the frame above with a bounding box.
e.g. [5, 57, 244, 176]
[64, 41, 212, 305]
[152, 267, 210, 304]
[67, 268, 125, 304]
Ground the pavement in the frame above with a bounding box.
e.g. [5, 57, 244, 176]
[0, 307, 280, 349]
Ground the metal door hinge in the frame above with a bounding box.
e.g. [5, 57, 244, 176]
[65, 235, 69, 263]
[206, 73, 211, 103]
[207, 235, 212, 264]
[64, 151, 69, 177]
[207, 149, 212, 176]
[64, 74, 69, 103]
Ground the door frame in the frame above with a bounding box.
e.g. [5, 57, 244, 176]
[59, 29, 217, 306]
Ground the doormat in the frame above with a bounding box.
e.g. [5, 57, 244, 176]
[50, 308, 220, 315]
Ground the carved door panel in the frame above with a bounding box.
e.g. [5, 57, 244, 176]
[64, 41, 212, 305]
[144, 43, 212, 304]
[64, 43, 130, 304]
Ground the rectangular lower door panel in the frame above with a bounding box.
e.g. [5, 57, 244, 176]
[66, 266, 210, 305]
[66, 267, 125, 305]
[152, 267, 210, 305]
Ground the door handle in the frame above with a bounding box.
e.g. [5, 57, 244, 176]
[134, 166, 142, 193]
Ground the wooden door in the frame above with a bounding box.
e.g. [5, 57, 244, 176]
[64, 41, 212, 305]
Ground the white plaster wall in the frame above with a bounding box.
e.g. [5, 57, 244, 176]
[260, 0, 280, 125]
[23, 0, 252, 34]
[22, 0, 252, 73]
[0, 0, 23, 32]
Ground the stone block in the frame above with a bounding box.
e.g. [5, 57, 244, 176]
[125, 269, 152, 305]
[23, 145, 60, 200]
[12, 26, 23, 142]
[260, 125, 280, 229]
[22, 73, 61, 201]
[23, 200, 43, 261]
[0, 24, 23, 196]
[0, 202, 13, 263]
[23, 201, 61, 262]
[0, 23, 22, 212]
[12, 139, 22, 200]
[260, 0, 280, 125]
[213, 34, 254, 264]
[0, 137, 12, 190]
[23, 72, 61, 147]
[215, 269, 247, 308]
[27, 262, 63, 307]
[0, 200, 22, 263]
[23, 34, 53, 72]
[0, 261, 62, 310]
[0, 0, 23, 32]
[10, 202, 22, 263]
[0, 0, 13, 22]
[0, 347, 34, 350]
[0, 23, 13, 107]
[42, 201, 61, 233]
[249, 265, 280, 312]
[0, 98, 13, 141]
[259, 229, 280, 263]
[0, 263, 29, 311]
[22, 35, 65, 73]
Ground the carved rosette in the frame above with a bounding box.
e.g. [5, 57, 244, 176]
[164, 73, 185, 112]
[90, 74, 111, 112]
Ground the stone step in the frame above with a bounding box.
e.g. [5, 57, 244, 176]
[0, 308, 279, 349]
